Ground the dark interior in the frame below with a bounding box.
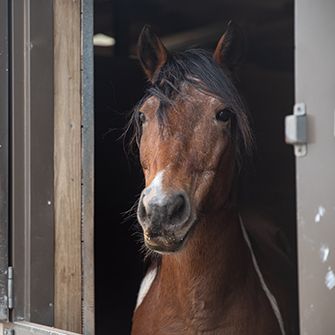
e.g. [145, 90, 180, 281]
[94, 0, 297, 333]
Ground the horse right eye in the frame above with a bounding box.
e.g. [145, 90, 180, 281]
[216, 109, 233, 122]
[139, 112, 146, 124]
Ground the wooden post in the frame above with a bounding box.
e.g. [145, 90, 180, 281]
[54, 0, 82, 332]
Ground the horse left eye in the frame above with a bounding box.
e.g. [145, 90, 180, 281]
[216, 109, 233, 122]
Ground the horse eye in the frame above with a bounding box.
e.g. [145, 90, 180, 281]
[216, 109, 233, 122]
[138, 112, 146, 124]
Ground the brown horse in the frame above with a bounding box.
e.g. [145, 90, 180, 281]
[131, 24, 296, 335]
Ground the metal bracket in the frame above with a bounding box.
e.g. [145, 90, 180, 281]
[3, 328, 14, 335]
[7, 268, 13, 310]
[285, 103, 307, 157]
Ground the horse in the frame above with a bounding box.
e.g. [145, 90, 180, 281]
[130, 24, 297, 335]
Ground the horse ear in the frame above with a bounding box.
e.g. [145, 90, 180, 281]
[213, 21, 245, 72]
[138, 25, 168, 82]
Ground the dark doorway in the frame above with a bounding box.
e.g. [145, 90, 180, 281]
[94, 1, 296, 334]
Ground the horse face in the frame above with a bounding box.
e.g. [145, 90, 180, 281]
[135, 25, 246, 253]
[137, 87, 235, 253]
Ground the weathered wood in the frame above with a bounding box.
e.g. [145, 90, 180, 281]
[54, 0, 82, 332]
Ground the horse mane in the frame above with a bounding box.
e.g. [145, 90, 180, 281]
[129, 48, 253, 166]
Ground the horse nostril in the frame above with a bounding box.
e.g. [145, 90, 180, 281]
[169, 195, 185, 217]
[138, 197, 147, 222]
[168, 193, 190, 224]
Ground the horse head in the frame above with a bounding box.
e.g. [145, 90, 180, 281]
[134, 24, 252, 253]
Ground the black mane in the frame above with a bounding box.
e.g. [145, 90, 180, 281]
[130, 48, 253, 163]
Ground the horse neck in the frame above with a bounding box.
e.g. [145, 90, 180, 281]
[159, 208, 251, 307]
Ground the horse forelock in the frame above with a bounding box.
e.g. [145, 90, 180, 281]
[129, 49, 253, 166]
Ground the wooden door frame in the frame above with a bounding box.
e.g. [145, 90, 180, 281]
[0, 0, 94, 334]
[54, 0, 94, 333]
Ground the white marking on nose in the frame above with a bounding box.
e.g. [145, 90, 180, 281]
[150, 170, 164, 190]
[135, 267, 157, 309]
[143, 170, 167, 208]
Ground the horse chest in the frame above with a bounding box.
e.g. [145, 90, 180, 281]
[134, 298, 250, 335]
[134, 278, 235, 335]
[132, 222, 285, 335]
[134, 302, 222, 335]
[133, 276, 282, 335]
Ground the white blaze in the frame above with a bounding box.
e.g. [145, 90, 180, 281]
[142, 170, 167, 208]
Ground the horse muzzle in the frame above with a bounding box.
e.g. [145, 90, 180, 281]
[137, 189, 194, 253]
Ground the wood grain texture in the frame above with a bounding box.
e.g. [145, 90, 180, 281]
[54, 0, 82, 332]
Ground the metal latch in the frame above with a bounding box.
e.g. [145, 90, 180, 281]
[7, 267, 13, 310]
[285, 103, 307, 157]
